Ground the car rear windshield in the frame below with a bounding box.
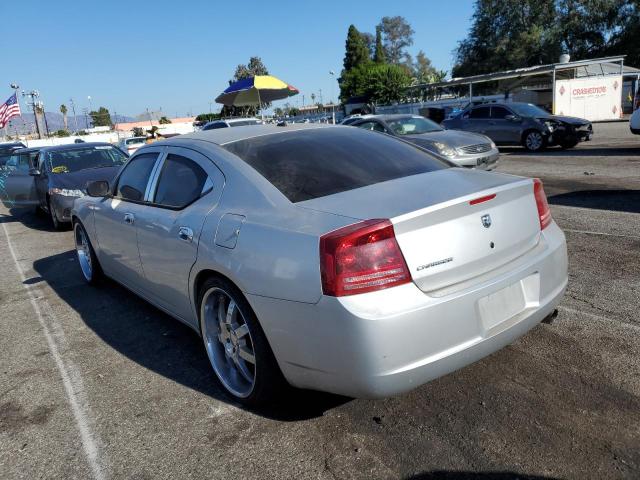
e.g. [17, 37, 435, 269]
[126, 137, 146, 145]
[46, 146, 128, 174]
[222, 127, 450, 202]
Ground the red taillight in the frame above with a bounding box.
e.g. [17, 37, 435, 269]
[469, 193, 496, 205]
[533, 178, 552, 230]
[320, 219, 411, 297]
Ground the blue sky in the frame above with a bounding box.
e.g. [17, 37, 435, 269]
[2, 0, 474, 118]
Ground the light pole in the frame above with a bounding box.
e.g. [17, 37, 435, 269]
[329, 71, 336, 124]
[87, 95, 93, 112]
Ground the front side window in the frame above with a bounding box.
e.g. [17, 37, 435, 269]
[115, 153, 158, 202]
[153, 154, 210, 208]
[223, 127, 449, 203]
[47, 146, 128, 174]
[490, 106, 512, 119]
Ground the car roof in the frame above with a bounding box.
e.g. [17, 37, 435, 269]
[38, 142, 116, 152]
[166, 123, 331, 146]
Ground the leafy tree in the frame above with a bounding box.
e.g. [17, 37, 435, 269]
[159, 116, 171, 124]
[360, 31, 375, 58]
[605, 1, 640, 67]
[89, 107, 112, 127]
[377, 16, 415, 64]
[287, 107, 300, 116]
[273, 107, 284, 117]
[374, 26, 386, 63]
[340, 63, 412, 104]
[60, 104, 68, 130]
[54, 129, 70, 137]
[342, 25, 371, 72]
[195, 113, 221, 122]
[132, 127, 145, 137]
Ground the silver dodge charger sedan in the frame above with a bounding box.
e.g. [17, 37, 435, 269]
[72, 124, 568, 405]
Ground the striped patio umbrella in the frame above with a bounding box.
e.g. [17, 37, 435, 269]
[215, 75, 299, 107]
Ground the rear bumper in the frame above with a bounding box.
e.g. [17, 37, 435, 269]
[247, 221, 568, 398]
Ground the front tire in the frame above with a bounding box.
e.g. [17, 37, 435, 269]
[74, 221, 103, 285]
[198, 276, 285, 406]
[48, 197, 64, 230]
[523, 130, 547, 152]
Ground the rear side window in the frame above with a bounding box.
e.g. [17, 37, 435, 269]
[357, 121, 386, 132]
[116, 153, 157, 202]
[222, 127, 449, 203]
[153, 154, 210, 208]
[469, 107, 490, 119]
[203, 122, 227, 130]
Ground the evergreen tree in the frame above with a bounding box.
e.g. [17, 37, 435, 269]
[343, 25, 370, 72]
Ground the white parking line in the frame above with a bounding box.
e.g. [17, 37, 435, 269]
[563, 228, 640, 239]
[0, 222, 106, 480]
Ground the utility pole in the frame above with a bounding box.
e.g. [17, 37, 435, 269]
[22, 89, 42, 139]
[69, 98, 79, 133]
[38, 101, 50, 137]
[82, 107, 89, 129]
[329, 71, 336, 124]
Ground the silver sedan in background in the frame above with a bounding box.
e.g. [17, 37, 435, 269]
[72, 124, 567, 405]
[351, 114, 500, 170]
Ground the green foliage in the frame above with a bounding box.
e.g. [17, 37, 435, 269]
[453, 0, 638, 76]
[132, 127, 145, 137]
[287, 107, 301, 116]
[340, 63, 412, 104]
[54, 129, 70, 137]
[89, 107, 112, 127]
[158, 116, 171, 124]
[374, 26, 386, 63]
[59, 104, 67, 115]
[343, 25, 371, 72]
[195, 113, 221, 122]
[273, 107, 284, 117]
[377, 16, 414, 64]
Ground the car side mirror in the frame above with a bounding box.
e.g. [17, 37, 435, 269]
[86, 180, 110, 197]
[505, 114, 521, 122]
[28, 168, 41, 176]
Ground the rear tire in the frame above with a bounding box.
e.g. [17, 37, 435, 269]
[73, 221, 103, 285]
[522, 130, 547, 152]
[198, 276, 286, 406]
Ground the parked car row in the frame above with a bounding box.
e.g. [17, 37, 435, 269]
[1, 121, 568, 407]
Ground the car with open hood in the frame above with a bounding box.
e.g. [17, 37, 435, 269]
[1, 142, 128, 228]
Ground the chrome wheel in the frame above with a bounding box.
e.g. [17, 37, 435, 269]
[525, 131, 544, 151]
[201, 287, 256, 398]
[74, 223, 93, 282]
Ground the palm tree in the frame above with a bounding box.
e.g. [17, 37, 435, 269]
[60, 104, 68, 131]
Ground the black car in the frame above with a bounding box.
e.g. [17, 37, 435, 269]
[0, 142, 128, 229]
[442, 102, 592, 152]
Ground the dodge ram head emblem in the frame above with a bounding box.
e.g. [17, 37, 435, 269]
[481, 214, 492, 228]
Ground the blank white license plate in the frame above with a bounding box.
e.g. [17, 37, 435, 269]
[477, 281, 526, 331]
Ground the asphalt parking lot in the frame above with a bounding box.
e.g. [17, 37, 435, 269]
[1, 122, 639, 480]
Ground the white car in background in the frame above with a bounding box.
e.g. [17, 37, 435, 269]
[202, 118, 262, 130]
[119, 136, 147, 155]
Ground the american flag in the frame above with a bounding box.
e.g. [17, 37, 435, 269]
[0, 93, 22, 129]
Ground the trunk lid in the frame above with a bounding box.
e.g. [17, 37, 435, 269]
[299, 168, 541, 293]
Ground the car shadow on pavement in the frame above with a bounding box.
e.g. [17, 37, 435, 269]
[547, 189, 640, 214]
[32, 250, 350, 421]
[406, 472, 560, 480]
[0, 207, 58, 231]
[499, 145, 640, 156]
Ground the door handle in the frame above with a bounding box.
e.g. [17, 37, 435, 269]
[178, 226, 193, 242]
[124, 213, 135, 225]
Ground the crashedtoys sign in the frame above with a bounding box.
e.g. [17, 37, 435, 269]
[555, 76, 622, 121]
